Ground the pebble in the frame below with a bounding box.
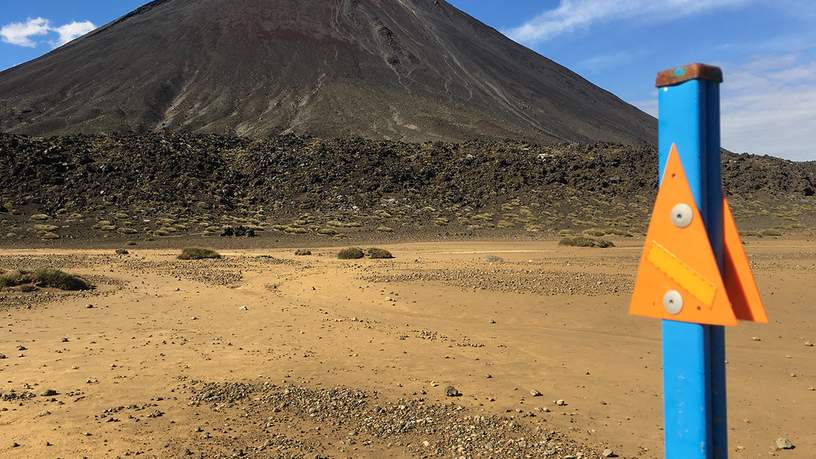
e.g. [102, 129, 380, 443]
[555, 399, 567, 406]
[602, 448, 617, 457]
[775, 438, 795, 450]
[530, 390, 542, 397]
[40, 389, 58, 397]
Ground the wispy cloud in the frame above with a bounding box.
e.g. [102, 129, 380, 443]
[0, 17, 96, 49]
[577, 49, 647, 72]
[0, 17, 51, 48]
[506, 0, 752, 45]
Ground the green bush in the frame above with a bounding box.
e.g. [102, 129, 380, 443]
[0, 269, 93, 291]
[367, 248, 394, 259]
[337, 247, 365, 259]
[559, 236, 615, 248]
[178, 247, 222, 260]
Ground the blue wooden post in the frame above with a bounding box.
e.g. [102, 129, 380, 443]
[656, 64, 726, 459]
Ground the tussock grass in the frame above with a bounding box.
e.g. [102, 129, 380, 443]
[0, 268, 93, 291]
[366, 248, 394, 259]
[337, 247, 365, 260]
[559, 236, 615, 248]
[178, 247, 222, 260]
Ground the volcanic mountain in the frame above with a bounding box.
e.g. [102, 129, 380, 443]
[0, 0, 655, 144]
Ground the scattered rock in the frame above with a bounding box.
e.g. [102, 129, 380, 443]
[294, 249, 312, 256]
[115, 248, 130, 256]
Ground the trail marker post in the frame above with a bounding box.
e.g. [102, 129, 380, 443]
[629, 63, 768, 458]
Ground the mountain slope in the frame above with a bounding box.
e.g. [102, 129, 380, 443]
[0, 0, 655, 143]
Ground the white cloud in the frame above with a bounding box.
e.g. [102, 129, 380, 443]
[632, 55, 816, 161]
[506, 0, 752, 45]
[0, 17, 96, 49]
[53, 21, 96, 46]
[0, 17, 51, 47]
[721, 54, 816, 161]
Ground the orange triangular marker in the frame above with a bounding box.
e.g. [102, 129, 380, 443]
[629, 145, 737, 326]
[723, 198, 768, 323]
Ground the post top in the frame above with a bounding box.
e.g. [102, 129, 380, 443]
[656, 63, 723, 87]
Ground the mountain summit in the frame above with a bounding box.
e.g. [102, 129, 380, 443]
[0, 0, 655, 143]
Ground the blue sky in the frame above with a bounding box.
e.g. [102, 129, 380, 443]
[1, 1, 815, 160]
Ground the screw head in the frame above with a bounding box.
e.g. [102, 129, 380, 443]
[670, 203, 693, 228]
[663, 290, 684, 314]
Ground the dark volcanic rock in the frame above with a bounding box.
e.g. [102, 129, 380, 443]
[0, 133, 813, 242]
[0, 0, 654, 145]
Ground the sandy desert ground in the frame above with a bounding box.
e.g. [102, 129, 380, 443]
[1, 238, 814, 458]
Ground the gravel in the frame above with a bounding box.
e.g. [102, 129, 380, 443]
[188, 380, 600, 458]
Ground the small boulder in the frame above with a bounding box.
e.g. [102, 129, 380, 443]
[445, 385, 461, 397]
[775, 438, 795, 450]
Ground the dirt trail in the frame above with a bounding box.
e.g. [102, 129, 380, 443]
[1, 239, 814, 458]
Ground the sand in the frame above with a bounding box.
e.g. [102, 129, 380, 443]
[1, 238, 813, 458]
